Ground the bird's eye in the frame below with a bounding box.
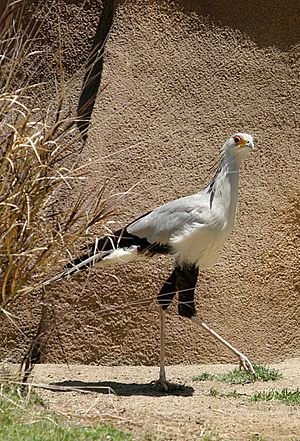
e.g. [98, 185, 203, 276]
[233, 136, 241, 143]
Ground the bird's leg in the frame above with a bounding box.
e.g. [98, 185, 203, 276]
[157, 307, 168, 390]
[175, 265, 255, 375]
[190, 316, 255, 375]
[150, 307, 169, 391]
[152, 270, 177, 391]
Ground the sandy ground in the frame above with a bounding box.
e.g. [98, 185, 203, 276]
[30, 358, 300, 440]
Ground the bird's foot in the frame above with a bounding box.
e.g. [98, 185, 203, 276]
[151, 377, 186, 393]
[150, 377, 171, 392]
[238, 353, 256, 376]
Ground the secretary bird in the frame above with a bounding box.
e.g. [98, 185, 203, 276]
[51, 132, 256, 390]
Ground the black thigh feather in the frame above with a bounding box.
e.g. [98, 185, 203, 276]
[157, 264, 199, 318]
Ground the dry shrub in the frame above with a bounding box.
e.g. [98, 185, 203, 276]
[0, 1, 111, 311]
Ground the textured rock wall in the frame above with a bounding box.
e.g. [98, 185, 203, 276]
[1, 0, 299, 366]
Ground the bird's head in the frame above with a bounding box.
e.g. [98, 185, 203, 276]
[223, 133, 254, 157]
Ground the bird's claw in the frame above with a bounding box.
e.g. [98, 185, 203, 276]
[239, 354, 256, 376]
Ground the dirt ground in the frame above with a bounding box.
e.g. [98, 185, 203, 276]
[29, 358, 300, 441]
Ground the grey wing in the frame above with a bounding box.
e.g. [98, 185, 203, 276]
[127, 192, 210, 244]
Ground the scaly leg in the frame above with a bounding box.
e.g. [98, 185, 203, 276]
[157, 307, 169, 390]
[152, 270, 177, 391]
[191, 316, 255, 374]
[151, 308, 171, 390]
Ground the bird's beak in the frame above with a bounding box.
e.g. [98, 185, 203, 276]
[239, 139, 254, 150]
[247, 140, 255, 150]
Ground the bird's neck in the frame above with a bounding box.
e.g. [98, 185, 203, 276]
[211, 151, 241, 227]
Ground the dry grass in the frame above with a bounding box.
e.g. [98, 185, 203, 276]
[0, 1, 111, 311]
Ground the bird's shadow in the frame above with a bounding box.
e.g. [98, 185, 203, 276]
[48, 379, 194, 397]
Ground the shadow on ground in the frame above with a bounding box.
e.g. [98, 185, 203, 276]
[49, 379, 194, 397]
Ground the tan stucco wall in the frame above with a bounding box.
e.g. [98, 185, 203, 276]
[1, 0, 299, 366]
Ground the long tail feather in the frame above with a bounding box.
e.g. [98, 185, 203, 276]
[44, 224, 171, 286]
[45, 228, 144, 284]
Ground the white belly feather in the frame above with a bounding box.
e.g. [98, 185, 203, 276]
[170, 222, 231, 268]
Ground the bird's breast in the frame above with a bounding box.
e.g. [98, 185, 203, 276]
[169, 221, 231, 268]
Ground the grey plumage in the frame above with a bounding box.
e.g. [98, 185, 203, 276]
[49, 132, 256, 389]
[127, 194, 209, 244]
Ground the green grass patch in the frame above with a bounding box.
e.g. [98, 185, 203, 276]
[192, 372, 215, 381]
[208, 386, 300, 406]
[208, 388, 245, 399]
[216, 364, 281, 385]
[0, 384, 132, 441]
[192, 372, 214, 382]
[201, 431, 223, 441]
[251, 435, 267, 441]
[208, 387, 219, 397]
[251, 388, 300, 405]
[224, 390, 245, 399]
[193, 365, 281, 385]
